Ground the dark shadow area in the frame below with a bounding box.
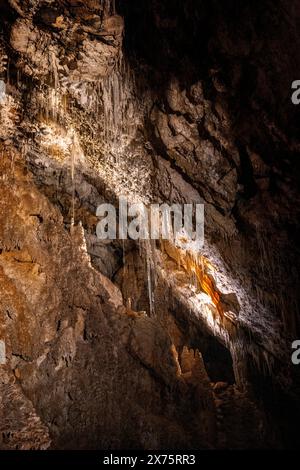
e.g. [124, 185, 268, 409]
[201, 338, 235, 384]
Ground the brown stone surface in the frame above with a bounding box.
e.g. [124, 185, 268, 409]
[0, 0, 300, 450]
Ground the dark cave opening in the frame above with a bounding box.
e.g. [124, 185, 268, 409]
[201, 339, 235, 384]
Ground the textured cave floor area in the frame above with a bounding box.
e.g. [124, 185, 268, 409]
[1, 0, 300, 450]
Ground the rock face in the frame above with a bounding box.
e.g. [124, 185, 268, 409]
[0, 0, 300, 450]
[0, 148, 218, 449]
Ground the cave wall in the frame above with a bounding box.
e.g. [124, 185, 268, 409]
[0, 0, 299, 449]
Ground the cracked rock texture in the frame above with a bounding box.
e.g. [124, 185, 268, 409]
[0, 0, 300, 450]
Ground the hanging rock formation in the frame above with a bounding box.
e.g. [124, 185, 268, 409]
[0, 0, 300, 450]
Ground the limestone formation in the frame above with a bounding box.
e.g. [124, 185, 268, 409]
[0, 0, 299, 450]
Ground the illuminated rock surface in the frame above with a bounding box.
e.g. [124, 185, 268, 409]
[0, 0, 300, 449]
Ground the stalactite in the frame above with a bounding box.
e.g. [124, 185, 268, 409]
[70, 132, 76, 226]
[141, 239, 157, 317]
[100, 58, 138, 151]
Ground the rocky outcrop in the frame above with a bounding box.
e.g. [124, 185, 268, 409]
[0, 369, 51, 450]
[0, 148, 218, 449]
[0, 0, 300, 450]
